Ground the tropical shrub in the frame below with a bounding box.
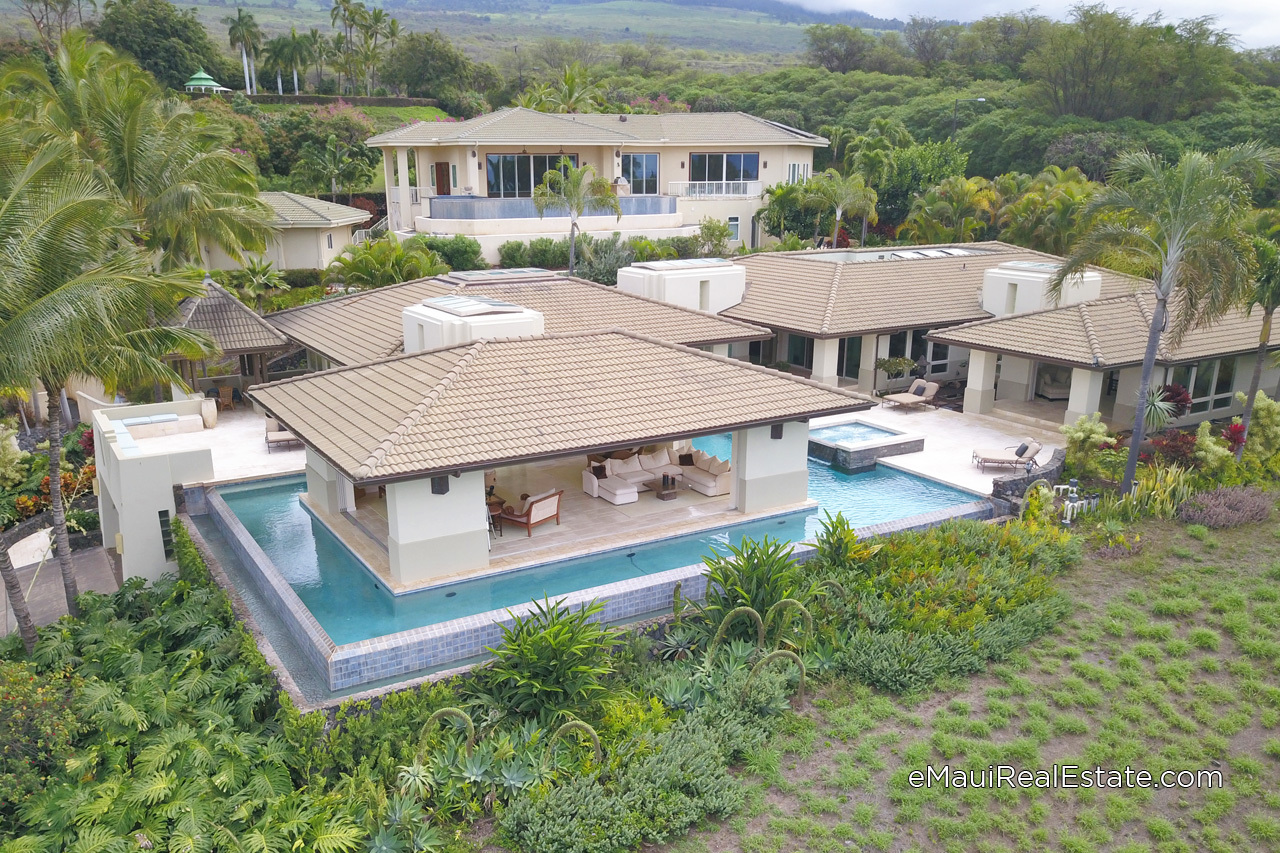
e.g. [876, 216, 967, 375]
[697, 536, 823, 648]
[1195, 420, 1238, 478]
[2, 522, 368, 853]
[323, 235, 450, 290]
[0, 426, 29, 489]
[1060, 412, 1116, 479]
[0, 661, 77, 825]
[527, 236, 572, 269]
[1237, 389, 1280, 462]
[281, 268, 323, 290]
[497, 240, 530, 268]
[1150, 429, 1199, 467]
[409, 234, 487, 271]
[465, 598, 618, 725]
[1177, 485, 1274, 528]
[576, 233, 635, 285]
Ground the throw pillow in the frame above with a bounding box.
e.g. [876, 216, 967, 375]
[695, 455, 714, 472]
[1015, 442, 1029, 457]
[709, 456, 731, 475]
[639, 450, 664, 470]
[911, 384, 926, 396]
[678, 452, 694, 466]
[693, 449, 710, 466]
[592, 465, 607, 479]
[616, 455, 644, 474]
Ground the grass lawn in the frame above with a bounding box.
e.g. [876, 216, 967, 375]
[659, 517, 1280, 853]
[249, 102, 449, 132]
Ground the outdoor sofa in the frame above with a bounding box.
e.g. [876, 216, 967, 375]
[582, 447, 731, 505]
[881, 378, 939, 410]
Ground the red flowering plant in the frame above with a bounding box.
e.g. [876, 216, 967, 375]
[1223, 422, 1247, 454]
[1160, 383, 1192, 418]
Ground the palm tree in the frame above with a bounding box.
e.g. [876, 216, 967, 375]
[295, 133, 374, 201]
[2, 33, 275, 271]
[1051, 143, 1278, 494]
[223, 8, 262, 95]
[354, 34, 381, 96]
[262, 35, 288, 96]
[307, 28, 328, 89]
[760, 181, 804, 238]
[532, 157, 621, 274]
[543, 64, 602, 114]
[811, 168, 877, 247]
[237, 258, 288, 313]
[0, 130, 212, 618]
[323, 235, 449, 290]
[899, 176, 995, 244]
[1, 544, 36, 653]
[1239, 236, 1280, 460]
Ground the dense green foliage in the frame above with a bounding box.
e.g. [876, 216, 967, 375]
[0, 661, 76, 828]
[323, 235, 449, 289]
[93, 0, 236, 91]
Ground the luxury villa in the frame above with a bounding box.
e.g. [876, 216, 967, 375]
[82, 242, 1274, 695]
[366, 107, 826, 261]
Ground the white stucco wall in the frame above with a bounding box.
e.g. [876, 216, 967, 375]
[385, 472, 490, 586]
[732, 420, 809, 514]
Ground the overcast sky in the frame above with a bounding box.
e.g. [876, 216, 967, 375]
[786, 0, 1280, 48]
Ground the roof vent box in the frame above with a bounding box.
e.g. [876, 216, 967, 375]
[981, 261, 1102, 317]
[616, 259, 746, 314]
[402, 295, 544, 353]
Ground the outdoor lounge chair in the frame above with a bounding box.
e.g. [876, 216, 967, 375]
[217, 386, 236, 411]
[972, 438, 1042, 472]
[264, 417, 302, 451]
[499, 489, 564, 537]
[882, 378, 939, 409]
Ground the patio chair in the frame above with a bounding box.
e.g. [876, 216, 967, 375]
[972, 438, 1042, 473]
[882, 378, 939, 409]
[499, 489, 564, 537]
[264, 417, 302, 452]
[217, 385, 235, 411]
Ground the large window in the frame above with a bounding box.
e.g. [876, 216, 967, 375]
[485, 154, 578, 198]
[787, 333, 814, 370]
[620, 153, 659, 195]
[1166, 358, 1237, 414]
[690, 153, 760, 183]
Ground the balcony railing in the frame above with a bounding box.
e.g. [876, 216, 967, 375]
[426, 194, 677, 220]
[666, 181, 764, 198]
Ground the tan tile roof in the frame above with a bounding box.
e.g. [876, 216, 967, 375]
[260, 192, 372, 228]
[723, 242, 1138, 338]
[248, 330, 868, 483]
[267, 280, 450, 366]
[266, 274, 770, 366]
[176, 281, 290, 355]
[367, 107, 826, 147]
[929, 292, 1274, 368]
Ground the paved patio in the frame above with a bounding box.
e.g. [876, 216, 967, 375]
[132, 406, 304, 483]
[823, 403, 1065, 495]
[1, 547, 120, 639]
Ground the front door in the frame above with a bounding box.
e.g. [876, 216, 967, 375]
[434, 162, 451, 195]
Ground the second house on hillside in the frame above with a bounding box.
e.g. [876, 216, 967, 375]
[366, 107, 826, 261]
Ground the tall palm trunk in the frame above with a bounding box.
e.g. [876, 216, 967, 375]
[1122, 295, 1168, 494]
[240, 45, 252, 94]
[43, 387, 78, 618]
[1238, 306, 1274, 460]
[860, 215, 869, 246]
[292, 67, 299, 95]
[830, 207, 843, 246]
[568, 220, 578, 274]
[276, 70, 283, 96]
[249, 53, 259, 94]
[1, 544, 38, 654]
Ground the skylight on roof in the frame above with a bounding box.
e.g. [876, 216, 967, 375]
[424, 295, 526, 316]
[632, 258, 732, 271]
[444, 267, 552, 284]
[798, 247, 995, 264]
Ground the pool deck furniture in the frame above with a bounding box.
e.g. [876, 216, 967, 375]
[972, 438, 1042, 472]
[264, 417, 302, 451]
[217, 386, 236, 411]
[882, 379, 939, 410]
[499, 489, 564, 536]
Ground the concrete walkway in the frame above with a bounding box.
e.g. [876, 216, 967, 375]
[1, 547, 120, 639]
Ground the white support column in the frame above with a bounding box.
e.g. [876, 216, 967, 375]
[995, 356, 1034, 402]
[395, 147, 412, 233]
[732, 421, 809, 514]
[1112, 365, 1144, 428]
[386, 472, 490, 586]
[811, 337, 840, 386]
[1065, 368, 1105, 425]
[857, 333, 879, 392]
[304, 447, 341, 515]
[963, 350, 998, 414]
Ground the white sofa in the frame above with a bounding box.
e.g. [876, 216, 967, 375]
[681, 448, 732, 497]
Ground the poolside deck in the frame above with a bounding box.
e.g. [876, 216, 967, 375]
[130, 407, 305, 482]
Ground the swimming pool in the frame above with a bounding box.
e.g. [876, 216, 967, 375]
[218, 457, 979, 646]
[810, 422, 897, 445]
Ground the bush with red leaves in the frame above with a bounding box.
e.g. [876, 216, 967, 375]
[1222, 423, 1247, 454]
[1160, 383, 1192, 418]
[1150, 429, 1198, 467]
[1177, 485, 1274, 528]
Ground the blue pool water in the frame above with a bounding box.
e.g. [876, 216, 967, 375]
[219, 455, 979, 646]
[810, 422, 896, 445]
